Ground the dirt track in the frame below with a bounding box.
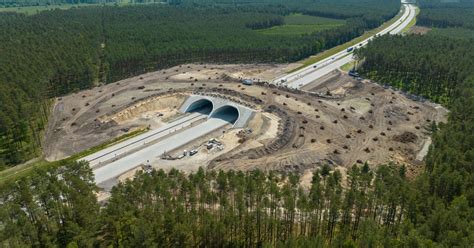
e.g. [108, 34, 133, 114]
[43, 63, 447, 177]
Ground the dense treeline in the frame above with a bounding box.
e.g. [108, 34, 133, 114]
[417, 0, 474, 39]
[428, 27, 474, 40]
[0, 161, 100, 247]
[102, 4, 394, 82]
[418, 8, 474, 30]
[0, 0, 400, 168]
[1, 35, 473, 247]
[409, 76, 474, 246]
[245, 16, 284, 30]
[1, 3, 473, 247]
[0, 0, 117, 8]
[182, 0, 401, 22]
[99, 165, 410, 247]
[1, 152, 472, 247]
[355, 35, 474, 104]
[354, 31, 474, 248]
[418, 0, 474, 8]
[0, 161, 427, 247]
[0, 9, 102, 167]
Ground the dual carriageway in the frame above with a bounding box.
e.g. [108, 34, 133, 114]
[84, 2, 418, 185]
[273, 3, 417, 89]
[84, 96, 249, 185]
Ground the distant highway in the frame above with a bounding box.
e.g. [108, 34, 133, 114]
[273, 3, 417, 89]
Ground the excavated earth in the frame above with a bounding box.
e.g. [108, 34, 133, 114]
[43, 63, 448, 178]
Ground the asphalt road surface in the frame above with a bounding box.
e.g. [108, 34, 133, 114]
[93, 117, 229, 184]
[273, 4, 417, 89]
[80, 112, 206, 167]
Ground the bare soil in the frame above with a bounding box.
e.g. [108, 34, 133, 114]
[44, 63, 448, 178]
[408, 25, 431, 35]
[43, 64, 289, 160]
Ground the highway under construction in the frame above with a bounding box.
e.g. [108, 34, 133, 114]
[41, 1, 446, 193]
[83, 95, 255, 185]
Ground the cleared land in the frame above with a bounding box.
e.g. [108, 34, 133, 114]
[43, 63, 447, 183]
[408, 25, 431, 35]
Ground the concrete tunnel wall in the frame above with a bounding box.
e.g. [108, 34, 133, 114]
[185, 98, 214, 115]
[210, 105, 240, 124]
[179, 95, 254, 128]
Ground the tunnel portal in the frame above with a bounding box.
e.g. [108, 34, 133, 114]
[185, 99, 214, 115]
[210, 105, 240, 124]
[179, 95, 254, 128]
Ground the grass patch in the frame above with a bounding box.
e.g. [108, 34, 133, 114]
[340, 61, 356, 72]
[257, 14, 345, 36]
[257, 24, 342, 36]
[289, 8, 405, 73]
[72, 128, 148, 160]
[285, 14, 346, 25]
[0, 158, 54, 185]
[0, 128, 147, 185]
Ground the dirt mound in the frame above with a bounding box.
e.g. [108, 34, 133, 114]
[393, 131, 418, 143]
[44, 62, 448, 174]
[199, 87, 264, 106]
[102, 94, 185, 124]
[209, 105, 296, 167]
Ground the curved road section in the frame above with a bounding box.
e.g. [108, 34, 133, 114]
[273, 3, 417, 89]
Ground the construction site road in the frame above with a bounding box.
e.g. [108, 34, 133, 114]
[80, 112, 206, 167]
[93, 117, 229, 185]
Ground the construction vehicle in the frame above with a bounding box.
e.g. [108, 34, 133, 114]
[348, 69, 359, 77]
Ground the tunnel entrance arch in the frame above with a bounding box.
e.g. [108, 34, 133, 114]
[210, 105, 240, 124]
[179, 95, 254, 128]
[185, 98, 214, 115]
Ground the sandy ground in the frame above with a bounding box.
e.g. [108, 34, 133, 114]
[43, 63, 290, 160]
[44, 63, 448, 182]
[408, 25, 431, 35]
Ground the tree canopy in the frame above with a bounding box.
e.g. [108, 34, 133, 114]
[354, 10, 474, 247]
[0, 0, 400, 168]
[1, 3, 473, 247]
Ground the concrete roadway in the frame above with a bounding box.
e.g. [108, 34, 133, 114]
[87, 2, 417, 185]
[93, 117, 229, 184]
[80, 112, 206, 167]
[389, 4, 417, 35]
[273, 3, 417, 89]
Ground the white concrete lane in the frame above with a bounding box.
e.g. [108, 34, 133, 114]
[389, 4, 417, 34]
[272, 4, 409, 84]
[273, 3, 417, 89]
[296, 54, 354, 88]
[80, 112, 206, 167]
[93, 117, 229, 184]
